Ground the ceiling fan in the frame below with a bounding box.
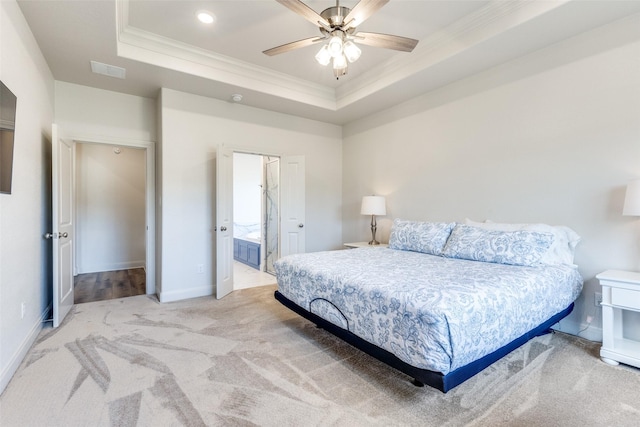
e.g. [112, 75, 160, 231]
[263, 0, 419, 79]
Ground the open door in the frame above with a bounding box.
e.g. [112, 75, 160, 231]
[216, 146, 233, 299]
[280, 156, 305, 256]
[51, 124, 74, 327]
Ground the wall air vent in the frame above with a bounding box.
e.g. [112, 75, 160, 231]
[90, 61, 126, 79]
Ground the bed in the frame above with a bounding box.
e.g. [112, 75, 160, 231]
[274, 219, 583, 392]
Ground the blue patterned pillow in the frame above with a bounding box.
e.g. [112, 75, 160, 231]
[442, 224, 555, 266]
[388, 219, 455, 256]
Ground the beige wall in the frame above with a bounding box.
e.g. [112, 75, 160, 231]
[75, 143, 146, 273]
[159, 88, 343, 302]
[54, 81, 157, 142]
[233, 153, 262, 226]
[342, 14, 640, 341]
[0, 0, 55, 393]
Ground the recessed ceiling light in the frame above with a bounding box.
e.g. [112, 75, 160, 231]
[197, 10, 215, 24]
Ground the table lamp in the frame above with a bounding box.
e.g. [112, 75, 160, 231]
[361, 196, 386, 245]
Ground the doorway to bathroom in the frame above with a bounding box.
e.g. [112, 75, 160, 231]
[232, 152, 279, 290]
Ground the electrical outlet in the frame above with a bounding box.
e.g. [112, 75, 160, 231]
[21, 302, 26, 319]
[197, 264, 204, 274]
[594, 292, 603, 307]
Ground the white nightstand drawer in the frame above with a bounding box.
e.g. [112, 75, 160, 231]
[611, 287, 640, 311]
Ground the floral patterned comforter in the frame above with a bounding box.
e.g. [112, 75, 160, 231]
[274, 247, 583, 374]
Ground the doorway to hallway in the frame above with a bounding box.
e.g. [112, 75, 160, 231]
[74, 268, 145, 304]
[73, 143, 147, 304]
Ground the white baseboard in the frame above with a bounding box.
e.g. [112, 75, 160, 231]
[76, 261, 145, 275]
[159, 285, 213, 303]
[553, 318, 603, 342]
[0, 303, 51, 395]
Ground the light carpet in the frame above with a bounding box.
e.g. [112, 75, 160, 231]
[1, 284, 640, 426]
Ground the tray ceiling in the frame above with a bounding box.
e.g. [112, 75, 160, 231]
[17, 0, 640, 124]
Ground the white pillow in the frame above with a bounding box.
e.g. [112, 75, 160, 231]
[389, 219, 455, 256]
[442, 224, 555, 267]
[464, 218, 580, 266]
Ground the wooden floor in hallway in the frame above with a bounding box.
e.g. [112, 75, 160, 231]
[74, 268, 146, 304]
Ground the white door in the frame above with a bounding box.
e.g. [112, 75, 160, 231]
[51, 124, 74, 327]
[216, 146, 233, 299]
[280, 156, 305, 256]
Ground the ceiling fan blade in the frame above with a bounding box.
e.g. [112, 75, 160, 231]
[343, 0, 389, 29]
[275, 0, 330, 28]
[263, 37, 324, 56]
[353, 32, 418, 52]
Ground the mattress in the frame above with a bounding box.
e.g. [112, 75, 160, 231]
[274, 247, 583, 375]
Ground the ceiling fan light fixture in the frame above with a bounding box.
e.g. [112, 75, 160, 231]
[333, 65, 347, 78]
[328, 35, 343, 58]
[333, 54, 347, 70]
[343, 41, 361, 63]
[265, 0, 419, 79]
[315, 45, 331, 66]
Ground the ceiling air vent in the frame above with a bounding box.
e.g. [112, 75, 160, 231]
[90, 61, 126, 79]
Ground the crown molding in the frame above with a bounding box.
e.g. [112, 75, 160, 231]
[335, 0, 570, 108]
[115, 0, 337, 110]
[115, 0, 569, 112]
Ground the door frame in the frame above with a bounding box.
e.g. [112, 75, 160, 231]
[262, 155, 280, 274]
[232, 148, 283, 268]
[232, 151, 280, 272]
[219, 145, 304, 290]
[72, 136, 156, 295]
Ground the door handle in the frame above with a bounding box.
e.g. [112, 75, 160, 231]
[298, 223, 304, 228]
[44, 232, 68, 239]
[220, 226, 227, 231]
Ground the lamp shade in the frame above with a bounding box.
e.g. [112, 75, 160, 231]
[361, 196, 386, 216]
[623, 179, 640, 216]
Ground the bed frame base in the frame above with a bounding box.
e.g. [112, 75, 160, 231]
[274, 290, 573, 393]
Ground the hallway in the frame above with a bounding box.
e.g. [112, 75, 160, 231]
[74, 268, 146, 304]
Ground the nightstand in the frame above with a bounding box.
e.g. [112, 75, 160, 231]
[344, 242, 389, 249]
[596, 269, 640, 368]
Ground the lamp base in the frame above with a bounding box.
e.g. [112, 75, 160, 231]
[369, 215, 380, 246]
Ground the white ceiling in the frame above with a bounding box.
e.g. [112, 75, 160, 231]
[17, 0, 640, 125]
